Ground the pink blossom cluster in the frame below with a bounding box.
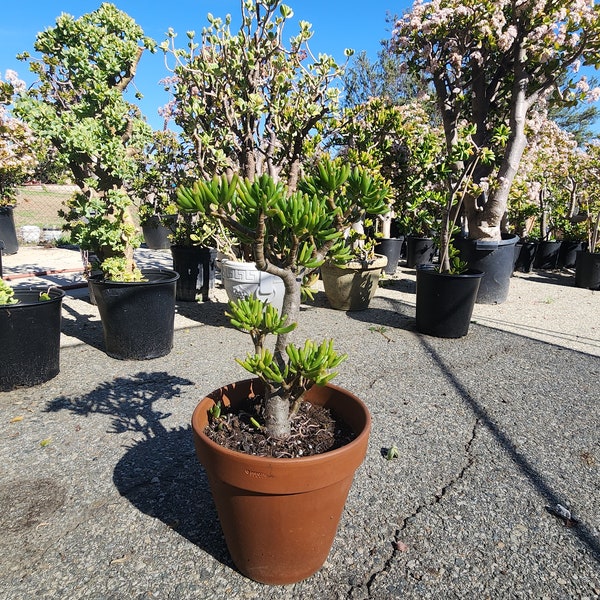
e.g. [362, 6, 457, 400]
[393, 0, 600, 103]
[0, 70, 38, 200]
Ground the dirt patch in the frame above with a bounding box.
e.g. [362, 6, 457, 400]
[0, 478, 67, 532]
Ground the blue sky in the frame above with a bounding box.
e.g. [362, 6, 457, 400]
[1, 1, 407, 130]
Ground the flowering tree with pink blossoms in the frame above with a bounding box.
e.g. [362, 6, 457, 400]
[0, 71, 37, 205]
[393, 0, 600, 241]
[509, 110, 580, 239]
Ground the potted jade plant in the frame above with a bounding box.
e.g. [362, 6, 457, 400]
[177, 166, 384, 584]
[300, 157, 391, 311]
[415, 124, 491, 338]
[164, 0, 387, 583]
[15, 4, 179, 359]
[131, 129, 183, 250]
[394, 0, 600, 303]
[0, 278, 65, 391]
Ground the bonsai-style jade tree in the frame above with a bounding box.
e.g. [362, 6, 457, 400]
[178, 159, 389, 438]
[160, 0, 352, 190]
[15, 3, 156, 279]
[393, 0, 600, 242]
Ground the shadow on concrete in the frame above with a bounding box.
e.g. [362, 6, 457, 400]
[44, 371, 234, 569]
[418, 337, 600, 563]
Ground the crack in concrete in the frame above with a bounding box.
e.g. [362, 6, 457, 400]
[364, 418, 481, 597]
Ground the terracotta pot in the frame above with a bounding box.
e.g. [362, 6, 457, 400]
[320, 254, 387, 311]
[191, 378, 371, 585]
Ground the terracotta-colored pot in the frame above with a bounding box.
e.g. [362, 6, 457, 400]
[191, 378, 371, 585]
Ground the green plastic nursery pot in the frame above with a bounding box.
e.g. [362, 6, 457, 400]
[0, 288, 65, 391]
[191, 378, 371, 585]
[89, 269, 179, 360]
[416, 267, 484, 338]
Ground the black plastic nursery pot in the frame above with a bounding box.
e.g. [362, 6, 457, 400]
[0, 205, 19, 255]
[533, 240, 562, 270]
[575, 251, 600, 290]
[141, 215, 173, 250]
[513, 240, 538, 273]
[0, 288, 65, 391]
[89, 269, 179, 360]
[454, 233, 518, 304]
[171, 245, 216, 302]
[558, 241, 585, 269]
[405, 236, 436, 268]
[375, 237, 404, 275]
[415, 267, 484, 338]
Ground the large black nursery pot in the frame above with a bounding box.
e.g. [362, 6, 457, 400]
[405, 236, 436, 268]
[415, 266, 484, 338]
[0, 287, 65, 391]
[513, 239, 538, 273]
[558, 241, 585, 269]
[375, 237, 404, 275]
[0, 205, 19, 255]
[575, 251, 600, 290]
[141, 215, 173, 250]
[455, 233, 518, 304]
[533, 240, 562, 270]
[89, 269, 179, 360]
[170, 245, 216, 302]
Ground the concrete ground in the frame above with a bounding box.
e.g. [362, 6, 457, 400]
[0, 245, 599, 599]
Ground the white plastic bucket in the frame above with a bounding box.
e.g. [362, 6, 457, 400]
[220, 260, 285, 313]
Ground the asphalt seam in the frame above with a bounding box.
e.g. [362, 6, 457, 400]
[365, 419, 481, 596]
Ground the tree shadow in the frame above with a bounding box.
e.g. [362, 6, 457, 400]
[174, 297, 231, 328]
[418, 338, 600, 563]
[60, 301, 105, 351]
[44, 371, 234, 568]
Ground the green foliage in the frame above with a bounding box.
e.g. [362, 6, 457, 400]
[100, 256, 144, 282]
[0, 280, 17, 305]
[161, 0, 349, 188]
[228, 296, 347, 416]
[15, 3, 156, 279]
[59, 189, 142, 266]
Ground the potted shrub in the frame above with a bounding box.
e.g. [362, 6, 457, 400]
[176, 162, 387, 582]
[394, 0, 600, 302]
[299, 158, 391, 311]
[130, 129, 184, 250]
[0, 278, 65, 391]
[415, 125, 490, 338]
[164, 0, 392, 582]
[15, 4, 179, 359]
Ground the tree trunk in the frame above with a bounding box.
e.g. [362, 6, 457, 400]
[466, 49, 530, 241]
